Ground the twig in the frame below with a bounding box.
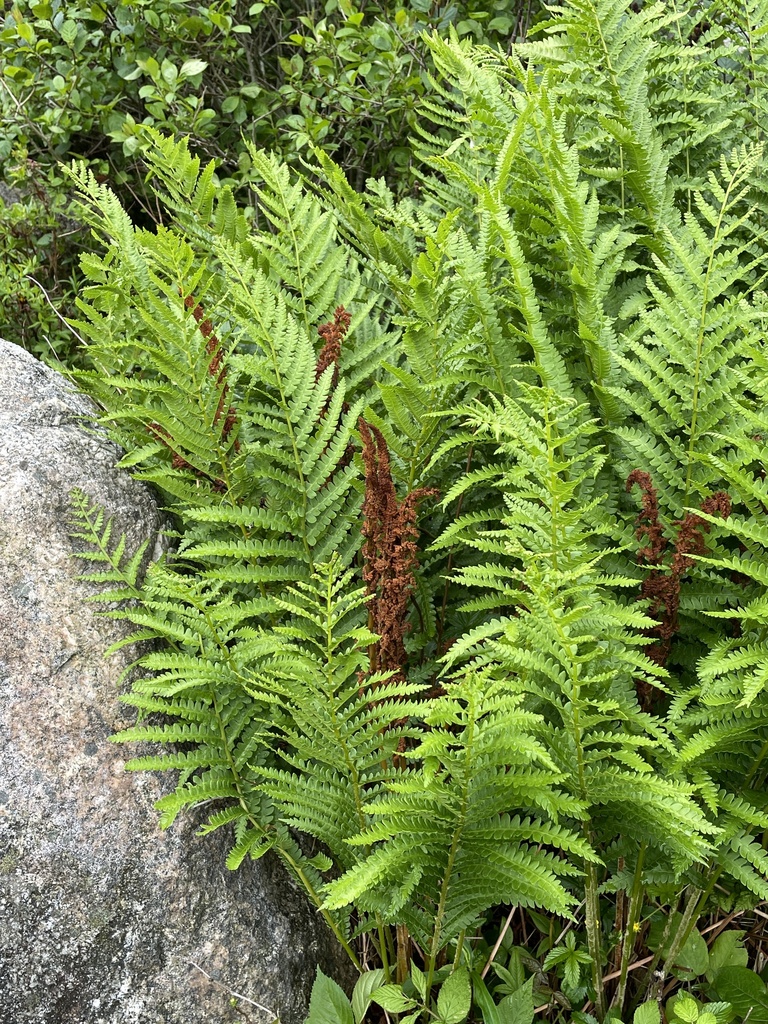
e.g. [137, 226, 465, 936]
[700, 909, 746, 938]
[602, 954, 654, 984]
[481, 906, 516, 978]
[553, 902, 585, 948]
[188, 961, 278, 1019]
[24, 275, 87, 348]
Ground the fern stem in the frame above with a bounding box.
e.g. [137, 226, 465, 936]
[683, 157, 741, 505]
[634, 885, 700, 1009]
[543, 550, 604, 1016]
[203, 665, 364, 968]
[225, 257, 315, 568]
[269, 169, 312, 337]
[317, 563, 396, 979]
[424, 692, 476, 1006]
[275, 846, 363, 972]
[376, 919, 393, 983]
[396, 923, 410, 983]
[452, 930, 467, 972]
[584, 855, 607, 1021]
[610, 843, 646, 1017]
[690, 867, 720, 931]
[436, 443, 474, 658]
[589, 0, 655, 234]
[654, 886, 701, 1003]
[189, 595, 366, 970]
[743, 736, 768, 791]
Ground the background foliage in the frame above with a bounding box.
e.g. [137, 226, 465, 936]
[0, 0, 540, 362]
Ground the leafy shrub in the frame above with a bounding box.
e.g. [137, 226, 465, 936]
[0, 154, 88, 363]
[65, 0, 768, 1020]
[1, 0, 537, 180]
[0, 0, 539, 362]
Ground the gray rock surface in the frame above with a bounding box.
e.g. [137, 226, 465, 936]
[0, 341, 350, 1024]
[0, 183, 21, 207]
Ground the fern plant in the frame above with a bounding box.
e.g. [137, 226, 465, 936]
[66, 0, 768, 1020]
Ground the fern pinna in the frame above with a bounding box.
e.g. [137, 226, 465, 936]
[68, 0, 768, 1019]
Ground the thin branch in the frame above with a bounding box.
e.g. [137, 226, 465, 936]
[188, 961, 278, 1019]
[602, 954, 654, 984]
[24, 275, 87, 348]
[481, 906, 516, 979]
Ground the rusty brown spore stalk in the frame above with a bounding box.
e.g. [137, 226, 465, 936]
[316, 305, 351, 390]
[356, 403, 434, 985]
[183, 294, 238, 444]
[314, 306, 354, 483]
[627, 471, 731, 679]
[358, 418, 437, 680]
[147, 294, 239, 493]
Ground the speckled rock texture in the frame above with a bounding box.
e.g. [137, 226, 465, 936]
[0, 341, 350, 1024]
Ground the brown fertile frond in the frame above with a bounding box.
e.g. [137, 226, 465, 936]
[313, 306, 353, 486]
[144, 294, 239, 494]
[183, 293, 238, 445]
[358, 418, 437, 680]
[628, 475, 732, 679]
[670, 491, 731, 579]
[626, 469, 666, 564]
[316, 305, 351, 389]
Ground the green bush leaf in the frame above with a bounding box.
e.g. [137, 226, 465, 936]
[710, 966, 768, 1024]
[370, 985, 418, 1014]
[633, 1002, 661, 1024]
[179, 59, 207, 77]
[59, 19, 77, 44]
[671, 994, 699, 1024]
[497, 976, 534, 1024]
[351, 970, 386, 1024]
[707, 931, 748, 982]
[304, 968, 354, 1024]
[411, 962, 427, 1001]
[648, 914, 709, 979]
[437, 967, 471, 1024]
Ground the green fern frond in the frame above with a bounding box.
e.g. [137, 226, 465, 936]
[69, 488, 149, 601]
[324, 669, 584, 951]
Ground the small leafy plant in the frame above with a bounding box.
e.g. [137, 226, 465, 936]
[66, 0, 768, 1020]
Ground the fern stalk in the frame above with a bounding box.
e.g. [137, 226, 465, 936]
[585, 857, 607, 1020]
[611, 844, 646, 1017]
[683, 154, 749, 504]
[423, 698, 476, 1006]
[276, 845, 363, 972]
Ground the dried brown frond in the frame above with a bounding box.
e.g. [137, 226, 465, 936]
[316, 305, 351, 389]
[183, 293, 239, 449]
[627, 469, 666, 564]
[313, 306, 353, 488]
[628, 475, 731, 681]
[359, 418, 437, 680]
[184, 294, 220, 362]
[145, 294, 240, 490]
[147, 422, 193, 471]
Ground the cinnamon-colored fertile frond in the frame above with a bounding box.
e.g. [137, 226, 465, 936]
[669, 491, 731, 578]
[628, 474, 731, 679]
[627, 469, 666, 564]
[146, 295, 239, 492]
[316, 306, 351, 388]
[184, 293, 238, 445]
[359, 418, 437, 679]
